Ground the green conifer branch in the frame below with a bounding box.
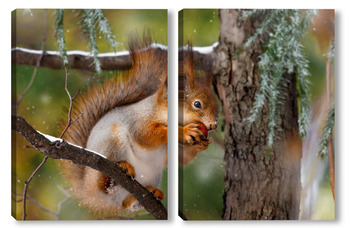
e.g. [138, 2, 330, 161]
[243, 9, 318, 149]
[319, 106, 335, 158]
[95, 9, 118, 52]
[77, 9, 118, 75]
[79, 9, 102, 74]
[54, 9, 68, 65]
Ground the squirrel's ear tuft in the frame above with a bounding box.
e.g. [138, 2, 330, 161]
[163, 74, 168, 90]
[163, 75, 168, 100]
[178, 73, 191, 97]
[157, 74, 168, 102]
[160, 73, 168, 94]
[179, 45, 195, 90]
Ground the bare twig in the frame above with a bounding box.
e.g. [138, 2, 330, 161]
[59, 65, 81, 139]
[21, 65, 81, 220]
[14, 186, 72, 220]
[13, 191, 58, 218]
[55, 186, 71, 219]
[19, 42, 82, 220]
[70, 113, 83, 125]
[22, 156, 49, 220]
[15, 10, 48, 113]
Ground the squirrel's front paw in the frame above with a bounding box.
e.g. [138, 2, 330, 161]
[146, 186, 165, 201]
[183, 123, 211, 145]
[193, 140, 210, 151]
[117, 161, 136, 180]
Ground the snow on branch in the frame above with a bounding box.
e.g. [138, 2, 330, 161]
[12, 46, 132, 71]
[12, 114, 167, 220]
[12, 43, 215, 72]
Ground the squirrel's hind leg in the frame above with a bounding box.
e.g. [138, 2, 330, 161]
[122, 186, 164, 210]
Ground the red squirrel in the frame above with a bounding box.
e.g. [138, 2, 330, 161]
[60, 37, 219, 214]
[178, 47, 219, 165]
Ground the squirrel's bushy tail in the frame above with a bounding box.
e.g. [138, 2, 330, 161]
[60, 35, 167, 187]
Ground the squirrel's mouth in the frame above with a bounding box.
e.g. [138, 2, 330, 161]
[204, 118, 219, 132]
[207, 123, 218, 132]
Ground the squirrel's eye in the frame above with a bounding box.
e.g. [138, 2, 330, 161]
[194, 101, 202, 109]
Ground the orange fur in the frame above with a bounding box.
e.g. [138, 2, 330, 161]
[134, 122, 168, 150]
[122, 186, 164, 209]
[122, 194, 137, 209]
[97, 173, 110, 193]
[112, 124, 118, 134]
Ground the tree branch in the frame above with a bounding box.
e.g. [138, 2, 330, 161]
[12, 115, 168, 220]
[12, 47, 132, 71]
[13, 191, 59, 219]
[59, 64, 81, 139]
[12, 43, 216, 72]
[22, 156, 48, 220]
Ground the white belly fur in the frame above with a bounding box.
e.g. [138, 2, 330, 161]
[128, 143, 166, 187]
[84, 94, 167, 210]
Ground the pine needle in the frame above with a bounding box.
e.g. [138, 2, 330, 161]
[243, 9, 318, 148]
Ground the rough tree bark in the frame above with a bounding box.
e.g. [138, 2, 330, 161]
[212, 9, 302, 220]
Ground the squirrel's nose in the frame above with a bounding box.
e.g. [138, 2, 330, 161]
[209, 118, 219, 131]
[215, 118, 219, 127]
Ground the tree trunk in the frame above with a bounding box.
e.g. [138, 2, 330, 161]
[212, 9, 302, 220]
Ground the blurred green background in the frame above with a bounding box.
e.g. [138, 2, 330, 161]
[179, 9, 334, 220]
[12, 9, 167, 220]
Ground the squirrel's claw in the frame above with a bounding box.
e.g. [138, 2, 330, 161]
[183, 123, 209, 145]
[117, 161, 136, 180]
[146, 186, 165, 201]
